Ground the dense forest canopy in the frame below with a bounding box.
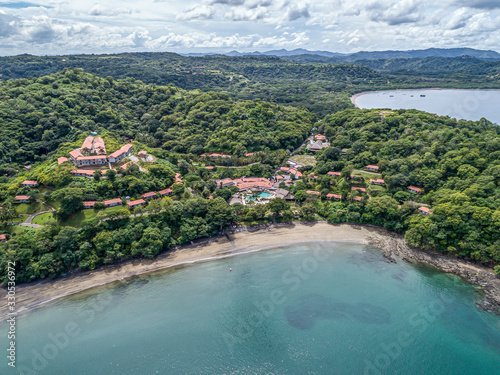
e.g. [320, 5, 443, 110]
[313, 109, 500, 263]
[1, 52, 499, 117]
[0, 68, 313, 165]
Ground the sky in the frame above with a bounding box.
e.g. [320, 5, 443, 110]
[0, 0, 499, 55]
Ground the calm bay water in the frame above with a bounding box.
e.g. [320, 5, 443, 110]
[1, 243, 500, 375]
[355, 89, 500, 124]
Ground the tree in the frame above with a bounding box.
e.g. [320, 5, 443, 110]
[106, 169, 117, 181]
[52, 188, 84, 216]
[300, 204, 316, 221]
[94, 170, 102, 182]
[268, 198, 287, 219]
[207, 198, 235, 229]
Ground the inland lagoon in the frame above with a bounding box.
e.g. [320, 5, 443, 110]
[1, 242, 499, 374]
[353, 89, 500, 124]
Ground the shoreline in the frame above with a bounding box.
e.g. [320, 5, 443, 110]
[1, 222, 499, 319]
[350, 87, 499, 108]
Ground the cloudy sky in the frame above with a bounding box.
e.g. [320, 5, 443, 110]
[0, 0, 499, 55]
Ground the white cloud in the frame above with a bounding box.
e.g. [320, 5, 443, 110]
[0, 0, 497, 55]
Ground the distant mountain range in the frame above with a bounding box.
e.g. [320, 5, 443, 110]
[181, 48, 500, 60]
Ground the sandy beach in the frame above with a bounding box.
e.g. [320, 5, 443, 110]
[1, 222, 499, 318]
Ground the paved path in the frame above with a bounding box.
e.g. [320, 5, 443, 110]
[18, 201, 56, 228]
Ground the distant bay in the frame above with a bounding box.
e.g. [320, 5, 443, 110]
[353, 89, 500, 124]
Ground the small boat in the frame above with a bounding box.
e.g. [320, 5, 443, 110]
[420, 94, 426, 97]
[410, 95, 413, 97]
[389, 95, 394, 97]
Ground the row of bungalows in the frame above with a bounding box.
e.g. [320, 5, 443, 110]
[22, 180, 38, 187]
[201, 153, 232, 159]
[370, 178, 385, 185]
[83, 188, 174, 209]
[108, 144, 133, 163]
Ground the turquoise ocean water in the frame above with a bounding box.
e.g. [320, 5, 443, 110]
[1, 243, 499, 374]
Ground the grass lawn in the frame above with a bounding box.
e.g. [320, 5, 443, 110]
[45, 199, 61, 210]
[15, 202, 51, 215]
[32, 212, 57, 225]
[59, 205, 126, 227]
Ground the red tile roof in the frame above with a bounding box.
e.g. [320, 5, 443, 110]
[351, 187, 366, 192]
[158, 188, 172, 196]
[83, 201, 96, 207]
[69, 149, 83, 159]
[418, 206, 433, 214]
[141, 192, 157, 199]
[205, 166, 214, 170]
[127, 199, 146, 207]
[315, 134, 326, 140]
[81, 136, 94, 151]
[245, 152, 254, 157]
[15, 195, 30, 200]
[71, 169, 95, 176]
[407, 185, 422, 193]
[57, 157, 68, 164]
[0, 234, 6, 240]
[365, 165, 379, 171]
[103, 198, 122, 206]
[370, 178, 385, 184]
[22, 180, 38, 185]
[138, 150, 147, 156]
[326, 193, 341, 199]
